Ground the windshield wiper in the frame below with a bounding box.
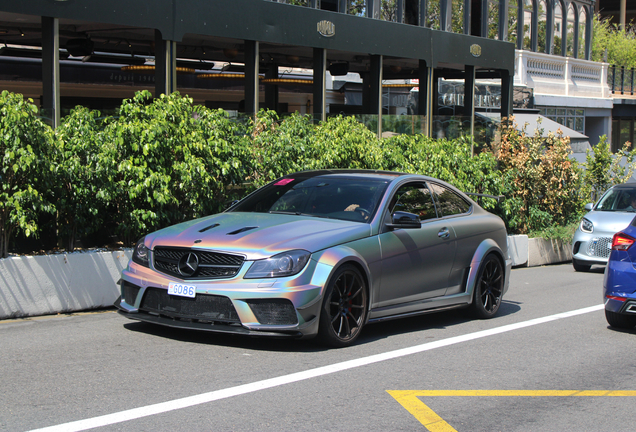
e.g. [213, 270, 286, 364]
[269, 211, 329, 218]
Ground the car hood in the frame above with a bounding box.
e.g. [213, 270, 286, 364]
[584, 211, 636, 234]
[145, 212, 372, 260]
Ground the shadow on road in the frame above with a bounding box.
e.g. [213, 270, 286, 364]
[122, 298, 522, 351]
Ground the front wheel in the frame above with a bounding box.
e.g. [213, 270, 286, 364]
[471, 254, 504, 319]
[605, 310, 636, 329]
[317, 264, 368, 348]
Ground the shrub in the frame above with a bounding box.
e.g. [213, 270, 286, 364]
[492, 119, 583, 234]
[55, 106, 109, 251]
[0, 91, 55, 258]
[582, 135, 636, 202]
[100, 91, 251, 245]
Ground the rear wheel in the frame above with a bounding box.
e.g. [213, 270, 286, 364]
[318, 264, 368, 348]
[471, 254, 504, 319]
[605, 310, 636, 329]
[572, 259, 591, 272]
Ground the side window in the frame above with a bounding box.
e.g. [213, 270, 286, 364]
[429, 183, 471, 217]
[389, 183, 438, 221]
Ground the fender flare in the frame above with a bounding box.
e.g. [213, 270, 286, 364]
[465, 238, 507, 304]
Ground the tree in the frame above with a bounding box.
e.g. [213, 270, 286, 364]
[591, 14, 636, 68]
[0, 91, 55, 258]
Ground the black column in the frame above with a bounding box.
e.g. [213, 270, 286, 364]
[265, 63, 279, 112]
[244, 41, 260, 116]
[42, 17, 60, 128]
[369, 55, 383, 136]
[154, 30, 177, 97]
[501, 71, 513, 120]
[313, 48, 327, 122]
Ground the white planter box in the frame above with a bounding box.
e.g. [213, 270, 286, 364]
[527, 237, 572, 267]
[0, 250, 131, 319]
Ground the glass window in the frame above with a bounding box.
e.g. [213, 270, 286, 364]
[596, 188, 636, 212]
[429, 183, 471, 216]
[575, 117, 584, 132]
[390, 183, 438, 221]
[231, 174, 390, 223]
[621, 120, 632, 148]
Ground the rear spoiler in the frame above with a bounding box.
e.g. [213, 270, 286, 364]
[465, 193, 504, 203]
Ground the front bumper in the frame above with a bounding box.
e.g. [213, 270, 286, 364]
[572, 230, 612, 266]
[115, 257, 331, 338]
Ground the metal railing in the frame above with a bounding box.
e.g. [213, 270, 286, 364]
[609, 65, 636, 96]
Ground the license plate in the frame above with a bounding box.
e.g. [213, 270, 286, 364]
[168, 282, 197, 298]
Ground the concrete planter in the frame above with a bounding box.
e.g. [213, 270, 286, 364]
[508, 234, 572, 267]
[0, 235, 573, 320]
[527, 236, 573, 267]
[0, 250, 131, 319]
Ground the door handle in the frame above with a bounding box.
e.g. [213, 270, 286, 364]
[438, 228, 450, 239]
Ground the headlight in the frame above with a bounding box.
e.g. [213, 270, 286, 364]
[245, 250, 310, 279]
[132, 237, 150, 267]
[580, 218, 593, 233]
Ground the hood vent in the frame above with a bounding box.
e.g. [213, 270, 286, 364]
[199, 223, 220, 233]
[227, 226, 258, 235]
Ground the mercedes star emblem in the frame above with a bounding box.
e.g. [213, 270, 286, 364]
[178, 252, 199, 277]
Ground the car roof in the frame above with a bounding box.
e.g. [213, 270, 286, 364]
[280, 169, 435, 182]
[611, 182, 636, 190]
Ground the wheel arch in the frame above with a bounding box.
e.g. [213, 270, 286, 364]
[465, 239, 508, 304]
[312, 246, 373, 309]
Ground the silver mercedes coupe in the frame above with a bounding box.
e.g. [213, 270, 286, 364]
[115, 170, 512, 347]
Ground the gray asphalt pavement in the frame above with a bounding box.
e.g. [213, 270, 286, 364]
[1, 263, 635, 432]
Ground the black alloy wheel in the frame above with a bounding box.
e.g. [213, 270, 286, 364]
[472, 254, 504, 319]
[318, 264, 368, 347]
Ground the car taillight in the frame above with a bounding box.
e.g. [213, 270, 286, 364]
[611, 232, 635, 251]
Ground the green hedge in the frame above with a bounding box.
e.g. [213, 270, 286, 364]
[2, 90, 634, 257]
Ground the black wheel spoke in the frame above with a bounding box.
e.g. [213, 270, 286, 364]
[473, 256, 504, 318]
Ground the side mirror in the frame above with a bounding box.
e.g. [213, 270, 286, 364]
[584, 203, 593, 211]
[387, 211, 421, 229]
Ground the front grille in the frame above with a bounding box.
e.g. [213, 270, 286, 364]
[153, 247, 244, 280]
[122, 282, 140, 305]
[140, 288, 240, 323]
[246, 299, 298, 325]
[587, 237, 612, 258]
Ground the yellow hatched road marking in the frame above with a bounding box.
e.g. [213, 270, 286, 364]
[387, 390, 636, 431]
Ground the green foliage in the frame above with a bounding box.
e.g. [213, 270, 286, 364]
[55, 106, 109, 251]
[100, 91, 251, 245]
[0, 90, 615, 254]
[582, 135, 636, 202]
[528, 222, 578, 243]
[492, 119, 583, 234]
[592, 15, 636, 68]
[0, 91, 56, 258]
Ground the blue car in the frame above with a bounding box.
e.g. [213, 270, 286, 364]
[603, 216, 636, 329]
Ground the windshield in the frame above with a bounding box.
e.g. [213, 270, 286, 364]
[229, 175, 390, 223]
[595, 188, 636, 212]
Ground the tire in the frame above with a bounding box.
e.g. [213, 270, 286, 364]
[471, 254, 504, 319]
[572, 259, 591, 272]
[317, 264, 368, 348]
[605, 309, 636, 329]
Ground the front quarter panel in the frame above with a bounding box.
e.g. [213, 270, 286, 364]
[464, 238, 511, 303]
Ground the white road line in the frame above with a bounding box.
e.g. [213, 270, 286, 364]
[28, 304, 604, 432]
